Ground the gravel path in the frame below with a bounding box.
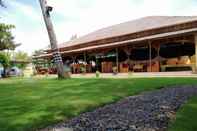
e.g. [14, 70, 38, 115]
[43, 86, 197, 131]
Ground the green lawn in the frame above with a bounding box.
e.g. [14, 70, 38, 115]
[168, 96, 197, 131]
[0, 77, 197, 131]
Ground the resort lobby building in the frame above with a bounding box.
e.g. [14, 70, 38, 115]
[34, 16, 197, 74]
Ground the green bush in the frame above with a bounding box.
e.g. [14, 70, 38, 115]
[112, 67, 118, 75]
[96, 71, 100, 78]
[80, 66, 86, 74]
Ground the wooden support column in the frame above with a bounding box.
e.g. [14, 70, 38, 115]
[157, 44, 160, 57]
[149, 41, 152, 72]
[95, 55, 98, 71]
[84, 52, 87, 63]
[123, 47, 132, 64]
[116, 48, 119, 72]
[71, 56, 76, 74]
[157, 44, 161, 72]
[194, 34, 197, 72]
[84, 52, 87, 73]
[72, 56, 76, 63]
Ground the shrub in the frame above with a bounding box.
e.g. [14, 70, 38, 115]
[96, 71, 100, 78]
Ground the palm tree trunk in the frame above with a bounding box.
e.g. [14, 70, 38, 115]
[39, 0, 70, 79]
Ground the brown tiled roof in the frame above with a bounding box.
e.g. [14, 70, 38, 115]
[36, 27, 197, 59]
[58, 16, 197, 49]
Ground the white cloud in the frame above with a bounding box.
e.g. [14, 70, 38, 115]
[8, 0, 41, 21]
[48, 0, 197, 45]
[1, 0, 49, 55]
[2, 0, 197, 55]
[13, 29, 49, 54]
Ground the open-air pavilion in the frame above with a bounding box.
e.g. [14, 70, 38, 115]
[34, 16, 197, 74]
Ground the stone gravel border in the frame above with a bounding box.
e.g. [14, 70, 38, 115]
[41, 85, 197, 131]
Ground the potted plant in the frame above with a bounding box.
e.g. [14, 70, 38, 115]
[112, 66, 118, 75]
[96, 71, 100, 78]
[128, 71, 133, 78]
[80, 66, 86, 75]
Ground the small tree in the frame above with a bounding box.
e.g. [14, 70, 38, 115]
[0, 23, 19, 51]
[12, 51, 30, 69]
[0, 52, 10, 77]
[70, 34, 78, 40]
[0, 22, 19, 77]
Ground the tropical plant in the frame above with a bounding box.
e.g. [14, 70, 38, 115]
[112, 66, 118, 75]
[0, 52, 10, 77]
[12, 51, 30, 69]
[80, 65, 86, 74]
[0, 23, 19, 51]
[96, 71, 100, 78]
[70, 34, 78, 40]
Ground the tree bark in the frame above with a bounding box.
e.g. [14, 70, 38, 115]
[39, 0, 70, 78]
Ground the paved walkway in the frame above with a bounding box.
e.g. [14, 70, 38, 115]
[71, 71, 197, 78]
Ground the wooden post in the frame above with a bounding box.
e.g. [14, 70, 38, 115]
[39, 0, 70, 78]
[157, 44, 161, 72]
[194, 34, 197, 72]
[157, 44, 160, 57]
[71, 56, 76, 74]
[116, 48, 119, 72]
[84, 52, 87, 73]
[124, 47, 131, 62]
[149, 41, 152, 72]
[123, 47, 132, 71]
[95, 55, 98, 71]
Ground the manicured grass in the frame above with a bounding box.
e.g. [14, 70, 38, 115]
[168, 96, 197, 131]
[0, 77, 197, 131]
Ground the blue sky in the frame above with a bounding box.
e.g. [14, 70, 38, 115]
[1, 0, 197, 54]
